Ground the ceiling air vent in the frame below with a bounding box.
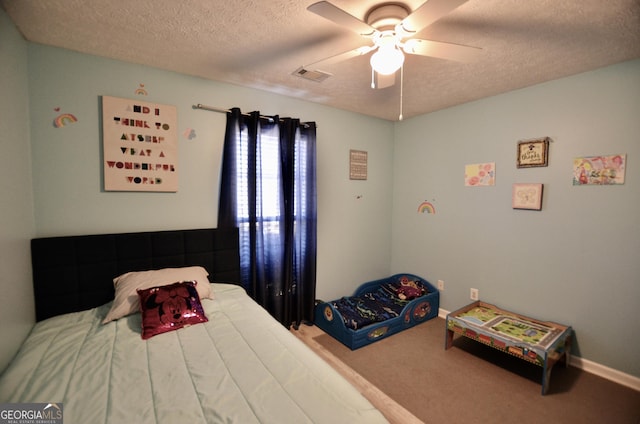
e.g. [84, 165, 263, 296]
[293, 67, 332, 82]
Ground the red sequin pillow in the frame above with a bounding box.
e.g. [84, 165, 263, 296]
[137, 281, 208, 340]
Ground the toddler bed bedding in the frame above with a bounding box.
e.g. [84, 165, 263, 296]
[0, 228, 388, 424]
[315, 274, 439, 349]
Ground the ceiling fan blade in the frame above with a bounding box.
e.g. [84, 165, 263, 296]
[403, 39, 482, 63]
[400, 0, 468, 35]
[305, 45, 376, 69]
[374, 72, 396, 89]
[307, 1, 377, 37]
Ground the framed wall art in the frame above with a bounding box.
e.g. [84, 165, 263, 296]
[464, 162, 495, 186]
[572, 154, 626, 185]
[512, 183, 543, 210]
[349, 149, 368, 180]
[102, 96, 178, 192]
[517, 137, 549, 168]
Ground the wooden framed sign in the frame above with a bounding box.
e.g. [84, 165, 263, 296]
[517, 137, 549, 168]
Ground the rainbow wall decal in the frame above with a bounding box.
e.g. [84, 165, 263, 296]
[417, 201, 436, 214]
[53, 113, 78, 128]
[135, 83, 148, 95]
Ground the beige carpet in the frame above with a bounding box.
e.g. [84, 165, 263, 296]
[312, 318, 640, 424]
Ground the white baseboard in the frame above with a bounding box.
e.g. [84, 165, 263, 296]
[438, 307, 640, 392]
[569, 356, 640, 391]
[438, 308, 448, 320]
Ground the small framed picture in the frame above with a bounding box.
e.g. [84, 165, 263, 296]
[349, 149, 367, 180]
[512, 183, 543, 210]
[517, 137, 549, 168]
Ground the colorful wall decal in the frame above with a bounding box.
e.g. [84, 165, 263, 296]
[417, 201, 436, 214]
[573, 154, 626, 185]
[135, 83, 148, 96]
[53, 113, 78, 128]
[183, 128, 196, 140]
[465, 162, 495, 186]
[102, 96, 178, 192]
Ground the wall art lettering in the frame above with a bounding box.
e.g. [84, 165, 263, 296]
[102, 96, 178, 192]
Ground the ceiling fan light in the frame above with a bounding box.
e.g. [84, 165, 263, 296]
[370, 46, 404, 75]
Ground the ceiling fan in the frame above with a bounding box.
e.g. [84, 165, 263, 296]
[305, 0, 483, 89]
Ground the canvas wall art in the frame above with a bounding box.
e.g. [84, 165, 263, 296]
[349, 149, 368, 180]
[572, 154, 626, 185]
[102, 96, 178, 192]
[512, 183, 543, 210]
[465, 162, 495, 186]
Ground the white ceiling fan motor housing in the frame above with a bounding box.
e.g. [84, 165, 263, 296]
[365, 3, 410, 30]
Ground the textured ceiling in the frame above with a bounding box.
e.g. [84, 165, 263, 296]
[3, 0, 639, 121]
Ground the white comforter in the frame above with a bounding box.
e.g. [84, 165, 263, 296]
[0, 284, 388, 424]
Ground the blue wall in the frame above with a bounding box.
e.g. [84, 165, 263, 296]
[25, 42, 395, 305]
[0, 8, 36, 373]
[1, 9, 394, 371]
[1, 6, 638, 379]
[391, 60, 640, 377]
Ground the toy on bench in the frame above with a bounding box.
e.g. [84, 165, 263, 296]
[314, 274, 440, 350]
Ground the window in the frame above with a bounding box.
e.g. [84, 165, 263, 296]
[218, 109, 317, 326]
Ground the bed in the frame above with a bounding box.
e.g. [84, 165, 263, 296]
[0, 227, 388, 423]
[314, 273, 439, 350]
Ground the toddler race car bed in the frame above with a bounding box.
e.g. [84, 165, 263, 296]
[0, 227, 388, 424]
[314, 274, 439, 349]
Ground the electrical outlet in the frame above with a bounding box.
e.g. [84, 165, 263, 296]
[470, 288, 479, 301]
[437, 280, 444, 290]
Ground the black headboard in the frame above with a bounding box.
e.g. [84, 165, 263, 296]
[31, 227, 241, 322]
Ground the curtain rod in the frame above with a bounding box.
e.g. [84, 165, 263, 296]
[192, 104, 313, 128]
[193, 104, 274, 122]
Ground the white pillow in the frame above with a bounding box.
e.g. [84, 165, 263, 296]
[102, 266, 213, 324]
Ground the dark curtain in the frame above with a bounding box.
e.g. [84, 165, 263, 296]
[218, 108, 317, 328]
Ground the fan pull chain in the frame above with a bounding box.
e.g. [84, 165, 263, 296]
[399, 65, 404, 121]
[371, 68, 375, 89]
